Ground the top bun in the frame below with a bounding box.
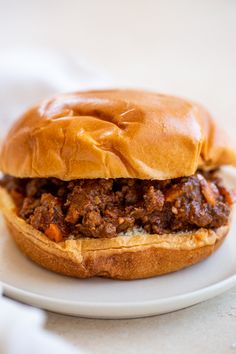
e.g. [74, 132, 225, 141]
[1, 89, 236, 180]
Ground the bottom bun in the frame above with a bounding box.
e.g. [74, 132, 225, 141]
[0, 187, 229, 280]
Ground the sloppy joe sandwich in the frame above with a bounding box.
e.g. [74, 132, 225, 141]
[0, 89, 235, 279]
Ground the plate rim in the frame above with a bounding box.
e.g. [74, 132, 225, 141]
[2, 271, 236, 310]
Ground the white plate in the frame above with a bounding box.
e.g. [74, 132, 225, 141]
[1, 169, 236, 319]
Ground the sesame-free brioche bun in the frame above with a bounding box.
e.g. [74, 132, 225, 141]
[1, 89, 236, 180]
[0, 89, 235, 280]
[0, 187, 229, 279]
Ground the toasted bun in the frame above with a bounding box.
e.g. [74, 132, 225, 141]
[0, 187, 229, 279]
[1, 89, 236, 180]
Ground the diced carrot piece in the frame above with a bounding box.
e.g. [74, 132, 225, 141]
[45, 224, 63, 242]
[219, 186, 235, 206]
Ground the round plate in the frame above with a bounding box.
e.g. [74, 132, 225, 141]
[1, 169, 236, 319]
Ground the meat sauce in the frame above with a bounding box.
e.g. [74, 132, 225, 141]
[0, 172, 234, 242]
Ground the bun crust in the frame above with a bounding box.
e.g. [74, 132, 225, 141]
[1, 89, 236, 180]
[0, 187, 228, 279]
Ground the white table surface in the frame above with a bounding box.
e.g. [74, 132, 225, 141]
[45, 289, 236, 354]
[1, 0, 236, 353]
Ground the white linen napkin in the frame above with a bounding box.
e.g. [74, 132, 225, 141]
[0, 284, 82, 354]
[0, 48, 111, 354]
[0, 48, 111, 137]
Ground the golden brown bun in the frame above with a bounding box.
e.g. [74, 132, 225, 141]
[1, 89, 236, 180]
[0, 187, 229, 279]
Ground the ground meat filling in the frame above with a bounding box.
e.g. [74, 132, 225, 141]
[0, 172, 234, 242]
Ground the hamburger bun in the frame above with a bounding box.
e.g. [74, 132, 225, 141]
[1, 89, 236, 180]
[0, 89, 235, 279]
